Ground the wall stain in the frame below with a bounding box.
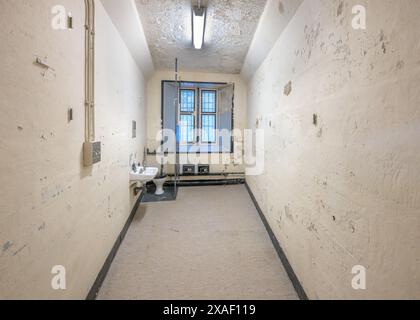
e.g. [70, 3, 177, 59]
[2, 241, 13, 253]
[284, 81, 292, 96]
[304, 22, 321, 59]
[284, 205, 294, 222]
[317, 127, 323, 138]
[381, 42, 387, 54]
[41, 184, 65, 203]
[337, 1, 344, 17]
[38, 222, 46, 231]
[12, 245, 27, 257]
[349, 221, 356, 233]
[313, 114, 318, 126]
[320, 42, 327, 54]
[379, 30, 388, 54]
[278, 1, 284, 14]
[307, 222, 317, 232]
[379, 30, 385, 42]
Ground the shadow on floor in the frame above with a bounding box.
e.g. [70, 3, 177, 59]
[141, 184, 177, 203]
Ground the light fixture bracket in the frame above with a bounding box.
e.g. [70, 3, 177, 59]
[193, 6, 206, 17]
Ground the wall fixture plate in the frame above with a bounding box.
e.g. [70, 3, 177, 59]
[83, 141, 101, 166]
[67, 13, 73, 30]
[68, 108, 73, 122]
[132, 121, 137, 138]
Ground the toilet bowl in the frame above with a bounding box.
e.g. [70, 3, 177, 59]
[153, 175, 168, 195]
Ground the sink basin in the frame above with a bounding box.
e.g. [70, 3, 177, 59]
[130, 167, 158, 183]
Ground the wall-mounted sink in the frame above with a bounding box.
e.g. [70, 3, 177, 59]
[130, 167, 158, 183]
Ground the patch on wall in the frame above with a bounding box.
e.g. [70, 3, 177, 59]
[284, 81, 292, 96]
[337, 1, 344, 17]
[278, 1, 285, 14]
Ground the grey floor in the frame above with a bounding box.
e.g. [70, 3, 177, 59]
[141, 184, 177, 203]
[97, 185, 298, 300]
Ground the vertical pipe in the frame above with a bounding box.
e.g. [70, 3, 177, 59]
[85, 0, 95, 142]
[174, 58, 180, 196]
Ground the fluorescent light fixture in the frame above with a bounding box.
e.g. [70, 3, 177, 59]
[192, 6, 206, 50]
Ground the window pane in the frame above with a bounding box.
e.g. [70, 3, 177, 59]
[202, 115, 216, 143]
[202, 91, 216, 113]
[180, 115, 194, 143]
[180, 90, 195, 112]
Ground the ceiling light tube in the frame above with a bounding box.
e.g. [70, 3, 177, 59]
[192, 6, 206, 50]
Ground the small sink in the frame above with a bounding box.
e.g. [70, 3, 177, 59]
[130, 167, 158, 183]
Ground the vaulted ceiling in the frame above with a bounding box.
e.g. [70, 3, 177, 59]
[135, 0, 267, 74]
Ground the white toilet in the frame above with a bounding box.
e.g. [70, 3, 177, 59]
[153, 175, 168, 195]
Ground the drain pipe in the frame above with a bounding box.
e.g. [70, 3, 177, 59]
[83, 0, 101, 166]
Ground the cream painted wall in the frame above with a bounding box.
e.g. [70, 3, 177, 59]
[246, 0, 420, 299]
[241, 0, 303, 80]
[0, 0, 146, 299]
[146, 70, 247, 174]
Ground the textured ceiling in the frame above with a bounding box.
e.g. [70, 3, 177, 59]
[135, 0, 267, 74]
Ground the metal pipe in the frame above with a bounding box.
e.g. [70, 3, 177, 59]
[85, 0, 95, 142]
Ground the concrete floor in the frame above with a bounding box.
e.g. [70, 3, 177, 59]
[97, 185, 298, 300]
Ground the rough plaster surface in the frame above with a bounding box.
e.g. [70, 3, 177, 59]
[135, 0, 267, 73]
[98, 185, 298, 300]
[246, 0, 420, 299]
[146, 70, 247, 174]
[0, 0, 146, 299]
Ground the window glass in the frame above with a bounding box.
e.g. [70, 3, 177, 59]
[201, 90, 216, 113]
[180, 114, 195, 143]
[180, 90, 195, 112]
[202, 114, 216, 143]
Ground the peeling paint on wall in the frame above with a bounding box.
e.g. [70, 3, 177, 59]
[2, 241, 13, 253]
[278, 1, 285, 14]
[0, 0, 147, 299]
[246, 0, 420, 299]
[283, 81, 292, 96]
